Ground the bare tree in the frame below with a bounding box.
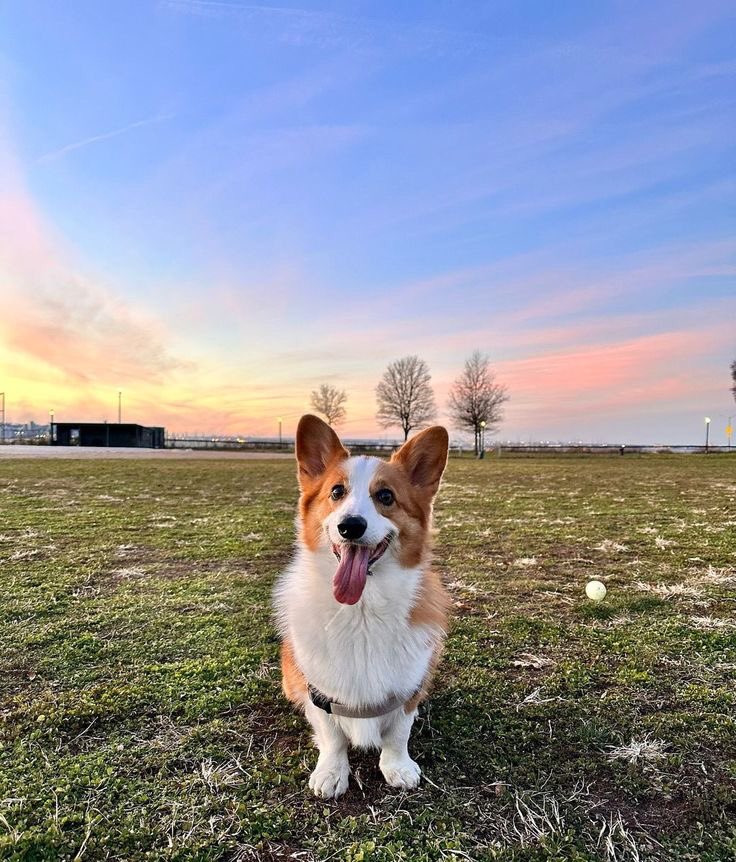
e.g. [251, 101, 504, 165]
[731, 360, 736, 403]
[376, 355, 437, 441]
[448, 350, 509, 455]
[310, 384, 348, 426]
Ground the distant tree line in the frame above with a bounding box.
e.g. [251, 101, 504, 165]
[309, 350, 508, 453]
[310, 356, 736, 447]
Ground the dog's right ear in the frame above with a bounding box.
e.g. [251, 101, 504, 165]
[295, 414, 349, 487]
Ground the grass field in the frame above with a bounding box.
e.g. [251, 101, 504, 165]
[1, 454, 735, 861]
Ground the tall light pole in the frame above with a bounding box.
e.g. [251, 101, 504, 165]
[727, 417, 733, 451]
[705, 416, 711, 453]
[479, 420, 486, 459]
[278, 417, 283, 448]
[118, 390, 122, 424]
[49, 409, 54, 444]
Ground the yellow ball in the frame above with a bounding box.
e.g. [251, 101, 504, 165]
[585, 580, 607, 601]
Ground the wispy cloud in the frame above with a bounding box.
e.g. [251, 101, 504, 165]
[3, 286, 188, 385]
[162, 0, 493, 54]
[37, 113, 174, 164]
[487, 324, 733, 442]
[0, 140, 186, 386]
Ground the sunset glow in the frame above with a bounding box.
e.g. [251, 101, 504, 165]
[1, 2, 734, 443]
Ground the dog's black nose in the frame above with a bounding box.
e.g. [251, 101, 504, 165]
[337, 516, 368, 540]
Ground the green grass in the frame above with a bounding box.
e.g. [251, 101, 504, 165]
[1, 454, 735, 861]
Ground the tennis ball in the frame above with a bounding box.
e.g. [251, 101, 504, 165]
[585, 580, 607, 601]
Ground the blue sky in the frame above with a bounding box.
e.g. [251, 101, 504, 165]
[0, 1, 734, 442]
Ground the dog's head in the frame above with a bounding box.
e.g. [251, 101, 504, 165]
[295, 414, 449, 605]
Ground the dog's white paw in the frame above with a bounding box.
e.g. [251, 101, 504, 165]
[309, 758, 350, 799]
[380, 755, 421, 790]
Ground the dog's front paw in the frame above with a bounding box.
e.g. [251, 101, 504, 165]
[379, 755, 421, 790]
[309, 757, 350, 799]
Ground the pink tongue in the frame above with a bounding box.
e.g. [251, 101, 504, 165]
[333, 544, 371, 605]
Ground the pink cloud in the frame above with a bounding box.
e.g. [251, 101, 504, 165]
[485, 325, 733, 431]
[0, 142, 187, 387]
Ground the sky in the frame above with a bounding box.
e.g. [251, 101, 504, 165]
[0, 0, 734, 444]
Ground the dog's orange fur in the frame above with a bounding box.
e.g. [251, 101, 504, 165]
[299, 460, 349, 551]
[281, 638, 308, 706]
[296, 416, 350, 552]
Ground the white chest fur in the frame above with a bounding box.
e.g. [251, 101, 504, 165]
[274, 545, 439, 708]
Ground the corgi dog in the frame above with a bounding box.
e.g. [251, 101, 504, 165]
[273, 414, 450, 799]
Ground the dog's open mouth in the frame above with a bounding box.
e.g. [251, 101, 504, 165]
[331, 537, 390, 566]
[331, 537, 391, 605]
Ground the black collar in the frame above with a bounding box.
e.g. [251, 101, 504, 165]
[308, 683, 415, 719]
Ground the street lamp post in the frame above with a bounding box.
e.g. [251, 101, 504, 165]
[479, 420, 486, 459]
[49, 409, 55, 444]
[118, 390, 122, 424]
[704, 416, 711, 453]
[278, 417, 283, 448]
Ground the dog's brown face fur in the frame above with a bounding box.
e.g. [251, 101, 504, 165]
[295, 415, 449, 570]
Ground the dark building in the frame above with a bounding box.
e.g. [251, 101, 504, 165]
[52, 423, 165, 448]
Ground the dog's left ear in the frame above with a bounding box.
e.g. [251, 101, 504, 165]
[295, 414, 349, 488]
[391, 426, 449, 497]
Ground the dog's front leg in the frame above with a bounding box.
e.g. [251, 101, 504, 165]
[305, 700, 350, 799]
[379, 707, 421, 790]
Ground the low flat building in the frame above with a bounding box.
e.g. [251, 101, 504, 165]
[51, 423, 165, 448]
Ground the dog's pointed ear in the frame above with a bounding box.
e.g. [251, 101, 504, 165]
[296, 414, 349, 486]
[391, 426, 449, 497]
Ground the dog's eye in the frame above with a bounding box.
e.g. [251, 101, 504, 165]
[330, 484, 345, 501]
[375, 488, 394, 506]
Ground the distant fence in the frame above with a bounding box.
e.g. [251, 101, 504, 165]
[164, 436, 401, 455]
[164, 436, 734, 456]
[488, 444, 733, 456]
[166, 436, 291, 451]
[0, 435, 732, 455]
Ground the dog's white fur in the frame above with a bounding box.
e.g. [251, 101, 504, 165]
[274, 447, 446, 798]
